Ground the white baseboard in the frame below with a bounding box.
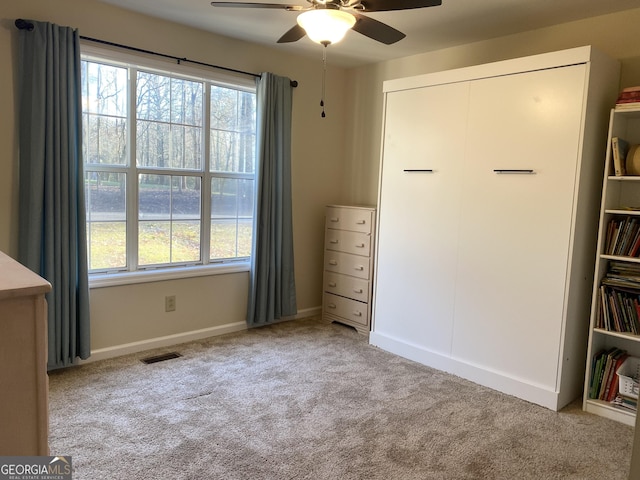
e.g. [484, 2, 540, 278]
[82, 306, 322, 364]
[370, 331, 561, 411]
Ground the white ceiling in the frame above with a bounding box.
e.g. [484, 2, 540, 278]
[97, 0, 640, 67]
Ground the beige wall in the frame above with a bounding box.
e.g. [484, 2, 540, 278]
[343, 9, 640, 206]
[0, 0, 348, 351]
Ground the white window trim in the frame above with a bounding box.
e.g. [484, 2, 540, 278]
[89, 260, 250, 289]
[82, 43, 257, 286]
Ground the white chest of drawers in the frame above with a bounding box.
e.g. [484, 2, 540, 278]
[322, 205, 375, 334]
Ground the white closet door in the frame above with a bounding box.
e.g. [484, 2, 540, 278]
[451, 64, 587, 389]
[373, 81, 469, 354]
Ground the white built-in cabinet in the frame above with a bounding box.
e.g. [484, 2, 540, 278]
[371, 46, 620, 411]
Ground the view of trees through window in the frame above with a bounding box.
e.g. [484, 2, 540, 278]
[81, 58, 256, 272]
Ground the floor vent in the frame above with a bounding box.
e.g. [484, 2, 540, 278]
[140, 352, 182, 364]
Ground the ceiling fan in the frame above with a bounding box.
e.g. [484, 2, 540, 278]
[210, 0, 443, 46]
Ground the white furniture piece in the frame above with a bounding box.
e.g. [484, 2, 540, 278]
[584, 107, 640, 426]
[0, 251, 51, 455]
[323, 205, 375, 334]
[371, 46, 620, 411]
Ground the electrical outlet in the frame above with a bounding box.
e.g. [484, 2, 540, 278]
[165, 295, 176, 312]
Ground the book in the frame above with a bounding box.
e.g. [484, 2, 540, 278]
[612, 137, 629, 176]
[601, 349, 626, 400]
[612, 394, 638, 411]
[615, 102, 640, 111]
[607, 352, 629, 402]
[616, 87, 640, 105]
[598, 349, 617, 400]
[589, 350, 606, 399]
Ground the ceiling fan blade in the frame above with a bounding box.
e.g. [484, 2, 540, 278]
[210, 2, 303, 10]
[277, 24, 307, 43]
[351, 12, 405, 45]
[359, 0, 441, 12]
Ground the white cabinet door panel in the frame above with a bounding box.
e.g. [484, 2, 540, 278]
[451, 65, 587, 389]
[373, 81, 469, 354]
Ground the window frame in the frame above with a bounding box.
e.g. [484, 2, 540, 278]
[81, 44, 256, 288]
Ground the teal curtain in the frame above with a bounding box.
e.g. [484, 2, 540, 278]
[247, 73, 297, 326]
[17, 20, 91, 369]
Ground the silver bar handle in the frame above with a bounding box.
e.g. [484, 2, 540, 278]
[493, 169, 535, 174]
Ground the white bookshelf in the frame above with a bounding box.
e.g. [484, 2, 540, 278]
[584, 107, 640, 426]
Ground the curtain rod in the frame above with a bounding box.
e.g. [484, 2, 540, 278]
[14, 19, 298, 87]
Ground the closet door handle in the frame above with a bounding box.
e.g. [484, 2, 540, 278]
[403, 169, 433, 173]
[493, 169, 535, 174]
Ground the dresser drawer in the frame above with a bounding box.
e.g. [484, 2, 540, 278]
[325, 229, 371, 256]
[324, 271, 370, 303]
[323, 293, 369, 327]
[324, 250, 371, 280]
[326, 206, 374, 234]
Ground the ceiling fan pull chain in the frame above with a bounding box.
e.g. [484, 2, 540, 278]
[320, 43, 328, 118]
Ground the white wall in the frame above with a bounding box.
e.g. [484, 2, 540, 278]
[0, 0, 349, 352]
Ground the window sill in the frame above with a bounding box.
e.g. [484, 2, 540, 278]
[89, 262, 250, 289]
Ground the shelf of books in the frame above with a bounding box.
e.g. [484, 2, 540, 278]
[584, 103, 640, 426]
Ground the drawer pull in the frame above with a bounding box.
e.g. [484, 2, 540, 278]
[329, 260, 338, 266]
[403, 169, 433, 173]
[328, 303, 337, 309]
[328, 282, 337, 287]
[330, 217, 339, 222]
[352, 311, 363, 317]
[356, 220, 366, 225]
[354, 266, 364, 271]
[355, 243, 365, 248]
[354, 288, 363, 294]
[493, 169, 535, 174]
[329, 239, 339, 244]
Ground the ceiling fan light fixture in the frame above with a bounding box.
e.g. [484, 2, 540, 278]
[297, 9, 356, 45]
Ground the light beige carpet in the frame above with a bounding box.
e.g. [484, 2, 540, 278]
[48, 317, 633, 479]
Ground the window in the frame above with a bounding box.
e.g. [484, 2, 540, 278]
[81, 54, 256, 277]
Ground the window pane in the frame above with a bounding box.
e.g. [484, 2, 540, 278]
[210, 86, 256, 174]
[137, 72, 170, 122]
[171, 176, 201, 263]
[85, 172, 126, 270]
[137, 120, 170, 168]
[139, 221, 171, 265]
[170, 125, 201, 169]
[171, 78, 203, 125]
[211, 178, 253, 259]
[138, 174, 201, 265]
[82, 61, 127, 116]
[137, 71, 202, 170]
[84, 114, 127, 165]
[82, 61, 128, 166]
